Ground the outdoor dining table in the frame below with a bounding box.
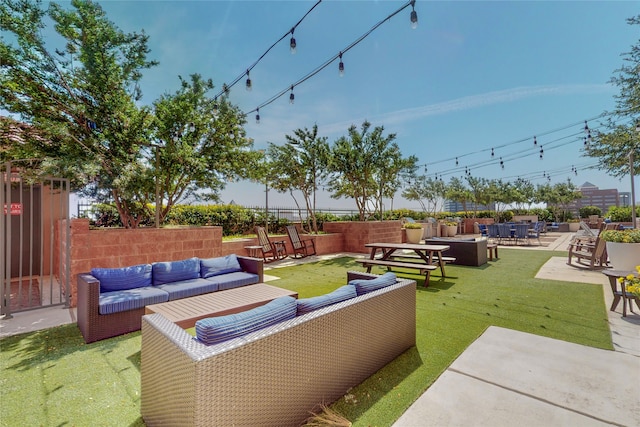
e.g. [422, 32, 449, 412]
[364, 242, 451, 277]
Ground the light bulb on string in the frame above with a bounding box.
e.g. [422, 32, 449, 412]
[338, 52, 344, 77]
[500, 157, 504, 169]
[255, 108, 260, 124]
[491, 148, 494, 157]
[533, 136, 537, 145]
[245, 71, 252, 91]
[289, 28, 296, 54]
[455, 157, 458, 166]
[213, 99, 219, 116]
[289, 86, 295, 104]
[539, 145, 544, 159]
[409, 0, 418, 29]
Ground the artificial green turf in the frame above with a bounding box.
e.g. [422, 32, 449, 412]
[0, 249, 612, 427]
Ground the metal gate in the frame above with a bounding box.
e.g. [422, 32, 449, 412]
[1, 161, 70, 317]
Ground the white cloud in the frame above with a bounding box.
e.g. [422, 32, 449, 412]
[318, 84, 613, 135]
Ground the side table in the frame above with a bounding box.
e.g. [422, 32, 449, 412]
[244, 245, 263, 258]
[602, 269, 639, 317]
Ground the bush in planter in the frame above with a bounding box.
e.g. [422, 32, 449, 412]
[403, 222, 423, 230]
[579, 205, 602, 218]
[599, 229, 640, 243]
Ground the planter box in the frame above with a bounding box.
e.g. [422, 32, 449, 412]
[424, 238, 488, 266]
[606, 242, 640, 271]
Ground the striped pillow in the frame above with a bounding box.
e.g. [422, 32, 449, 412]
[348, 272, 397, 295]
[195, 296, 297, 345]
[296, 285, 357, 315]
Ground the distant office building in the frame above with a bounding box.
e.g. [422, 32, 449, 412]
[566, 182, 621, 216]
[444, 200, 494, 212]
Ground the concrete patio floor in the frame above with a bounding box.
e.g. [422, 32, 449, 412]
[1, 233, 638, 427]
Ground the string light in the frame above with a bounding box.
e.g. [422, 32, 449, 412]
[290, 28, 297, 54]
[289, 86, 295, 104]
[500, 157, 504, 169]
[491, 148, 494, 157]
[245, 70, 252, 91]
[539, 145, 544, 159]
[213, 100, 219, 116]
[255, 108, 260, 124]
[533, 136, 537, 145]
[410, 0, 418, 29]
[244, 0, 418, 118]
[338, 52, 345, 77]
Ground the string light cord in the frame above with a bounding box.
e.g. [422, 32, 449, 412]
[244, 0, 416, 116]
[423, 112, 609, 168]
[213, 0, 323, 101]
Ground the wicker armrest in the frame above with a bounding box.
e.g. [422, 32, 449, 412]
[237, 255, 264, 283]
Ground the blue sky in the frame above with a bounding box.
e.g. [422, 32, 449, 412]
[90, 1, 637, 209]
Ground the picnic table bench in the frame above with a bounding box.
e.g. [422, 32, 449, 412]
[355, 259, 437, 284]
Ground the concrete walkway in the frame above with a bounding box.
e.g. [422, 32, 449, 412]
[393, 233, 640, 427]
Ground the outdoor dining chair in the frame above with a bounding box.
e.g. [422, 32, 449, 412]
[285, 225, 316, 258]
[255, 226, 288, 263]
[513, 223, 529, 245]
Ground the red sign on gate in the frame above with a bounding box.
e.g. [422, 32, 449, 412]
[3, 203, 22, 215]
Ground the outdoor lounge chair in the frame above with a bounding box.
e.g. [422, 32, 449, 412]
[567, 234, 609, 270]
[255, 226, 288, 263]
[285, 225, 316, 258]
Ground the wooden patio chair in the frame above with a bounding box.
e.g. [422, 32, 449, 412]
[255, 226, 288, 263]
[285, 225, 316, 258]
[567, 234, 609, 270]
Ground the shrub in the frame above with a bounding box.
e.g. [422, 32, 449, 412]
[599, 229, 640, 243]
[579, 205, 602, 218]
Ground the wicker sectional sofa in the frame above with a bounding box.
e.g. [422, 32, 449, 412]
[77, 255, 263, 343]
[140, 271, 417, 426]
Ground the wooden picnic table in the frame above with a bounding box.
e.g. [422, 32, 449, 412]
[355, 242, 451, 286]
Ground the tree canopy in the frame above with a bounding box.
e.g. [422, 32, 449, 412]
[1, 0, 252, 227]
[584, 15, 640, 178]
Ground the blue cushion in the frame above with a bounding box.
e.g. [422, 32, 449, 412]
[98, 286, 168, 315]
[91, 264, 152, 292]
[152, 257, 200, 286]
[296, 285, 357, 315]
[195, 296, 297, 345]
[156, 278, 219, 301]
[200, 255, 242, 278]
[205, 272, 260, 291]
[348, 272, 397, 296]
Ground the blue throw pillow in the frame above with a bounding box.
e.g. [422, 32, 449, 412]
[195, 296, 297, 345]
[200, 254, 242, 278]
[91, 264, 152, 292]
[296, 285, 357, 315]
[152, 257, 200, 286]
[348, 272, 397, 296]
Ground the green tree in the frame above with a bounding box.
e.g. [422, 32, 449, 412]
[537, 181, 582, 222]
[327, 121, 413, 221]
[445, 176, 472, 215]
[466, 176, 491, 217]
[584, 15, 640, 178]
[401, 175, 446, 216]
[1, 0, 157, 227]
[267, 125, 330, 233]
[149, 74, 256, 225]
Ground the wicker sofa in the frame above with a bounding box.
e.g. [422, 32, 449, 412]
[140, 271, 417, 426]
[77, 255, 263, 343]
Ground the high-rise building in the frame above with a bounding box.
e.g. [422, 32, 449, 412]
[444, 200, 494, 213]
[567, 182, 621, 216]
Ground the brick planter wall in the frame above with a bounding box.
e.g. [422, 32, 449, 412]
[323, 221, 402, 253]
